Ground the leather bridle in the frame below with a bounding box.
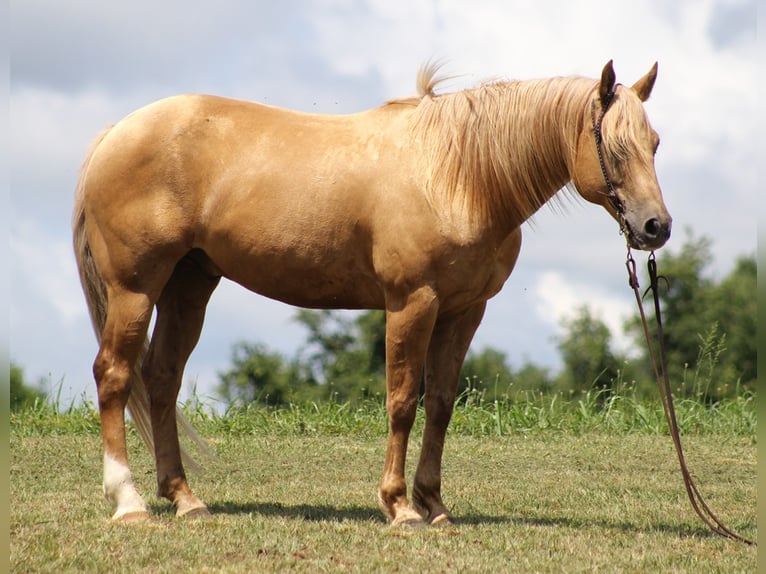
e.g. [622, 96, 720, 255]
[590, 86, 638, 247]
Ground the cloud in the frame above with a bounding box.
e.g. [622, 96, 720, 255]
[12, 0, 268, 93]
[707, 0, 756, 50]
[307, 0, 756, 189]
[10, 219, 86, 325]
[9, 87, 123, 222]
[535, 271, 637, 357]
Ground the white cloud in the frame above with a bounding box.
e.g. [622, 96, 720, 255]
[535, 271, 637, 357]
[202, 281, 307, 357]
[9, 86, 142, 222]
[10, 219, 86, 325]
[307, 0, 756, 191]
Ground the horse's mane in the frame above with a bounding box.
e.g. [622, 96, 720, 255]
[399, 65, 602, 230]
[405, 66, 602, 229]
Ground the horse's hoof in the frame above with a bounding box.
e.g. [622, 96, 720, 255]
[113, 510, 151, 524]
[429, 513, 454, 526]
[178, 506, 211, 520]
[393, 517, 427, 528]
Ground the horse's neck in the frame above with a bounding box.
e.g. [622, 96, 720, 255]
[485, 79, 590, 229]
[418, 77, 592, 242]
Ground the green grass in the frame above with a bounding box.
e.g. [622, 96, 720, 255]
[10, 392, 757, 573]
[11, 385, 757, 439]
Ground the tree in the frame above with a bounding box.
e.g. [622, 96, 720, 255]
[217, 342, 315, 407]
[512, 361, 555, 396]
[294, 310, 387, 402]
[459, 348, 514, 400]
[556, 306, 623, 395]
[10, 362, 46, 410]
[216, 233, 755, 410]
[707, 256, 756, 390]
[627, 232, 756, 399]
[294, 310, 357, 382]
[356, 309, 387, 375]
[217, 311, 388, 407]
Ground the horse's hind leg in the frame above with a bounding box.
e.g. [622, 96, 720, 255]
[413, 302, 486, 525]
[142, 252, 220, 518]
[95, 289, 155, 522]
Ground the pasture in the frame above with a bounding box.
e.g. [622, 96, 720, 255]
[10, 394, 756, 572]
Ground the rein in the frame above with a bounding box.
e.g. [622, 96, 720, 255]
[625, 250, 754, 545]
[592, 91, 754, 546]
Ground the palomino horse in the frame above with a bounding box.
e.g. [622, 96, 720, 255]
[73, 61, 670, 525]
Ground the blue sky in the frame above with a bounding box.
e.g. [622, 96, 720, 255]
[9, 0, 757, 407]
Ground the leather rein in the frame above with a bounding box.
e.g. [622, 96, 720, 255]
[592, 88, 754, 546]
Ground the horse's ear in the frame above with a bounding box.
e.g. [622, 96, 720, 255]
[599, 60, 616, 104]
[631, 62, 658, 102]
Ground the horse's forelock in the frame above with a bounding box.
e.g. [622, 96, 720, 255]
[600, 86, 653, 161]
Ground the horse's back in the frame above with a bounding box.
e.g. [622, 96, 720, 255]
[86, 93, 415, 218]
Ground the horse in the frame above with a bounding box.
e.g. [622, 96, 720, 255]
[73, 60, 671, 525]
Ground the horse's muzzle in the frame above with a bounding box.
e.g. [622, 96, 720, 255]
[632, 215, 672, 250]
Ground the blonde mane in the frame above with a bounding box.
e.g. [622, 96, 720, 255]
[407, 66, 600, 229]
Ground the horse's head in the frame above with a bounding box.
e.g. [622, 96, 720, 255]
[572, 61, 672, 250]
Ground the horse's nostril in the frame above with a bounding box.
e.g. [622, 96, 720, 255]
[644, 218, 662, 237]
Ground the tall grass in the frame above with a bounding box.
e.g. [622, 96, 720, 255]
[449, 383, 755, 437]
[10, 380, 755, 440]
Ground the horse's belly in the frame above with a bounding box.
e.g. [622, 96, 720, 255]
[245, 271, 384, 310]
[211, 248, 385, 310]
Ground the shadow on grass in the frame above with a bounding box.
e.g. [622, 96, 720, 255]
[460, 512, 753, 542]
[205, 501, 386, 523]
[195, 501, 752, 542]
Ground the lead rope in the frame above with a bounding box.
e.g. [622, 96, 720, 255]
[625, 249, 754, 545]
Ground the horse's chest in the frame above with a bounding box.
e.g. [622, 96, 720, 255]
[436, 231, 522, 309]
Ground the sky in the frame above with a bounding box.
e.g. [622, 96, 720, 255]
[9, 0, 757, 409]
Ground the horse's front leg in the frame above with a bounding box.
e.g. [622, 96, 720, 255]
[413, 302, 487, 524]
[378, 287, 438, 526]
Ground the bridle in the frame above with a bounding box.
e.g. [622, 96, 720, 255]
[592, 88, 754, 546]
[590, 86, 637, 246]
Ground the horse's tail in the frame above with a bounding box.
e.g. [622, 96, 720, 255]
[72, 129, 208, 473]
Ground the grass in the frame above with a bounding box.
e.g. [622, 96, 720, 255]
[11, 383, 757, 439]
[10, 390, 757, 573]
